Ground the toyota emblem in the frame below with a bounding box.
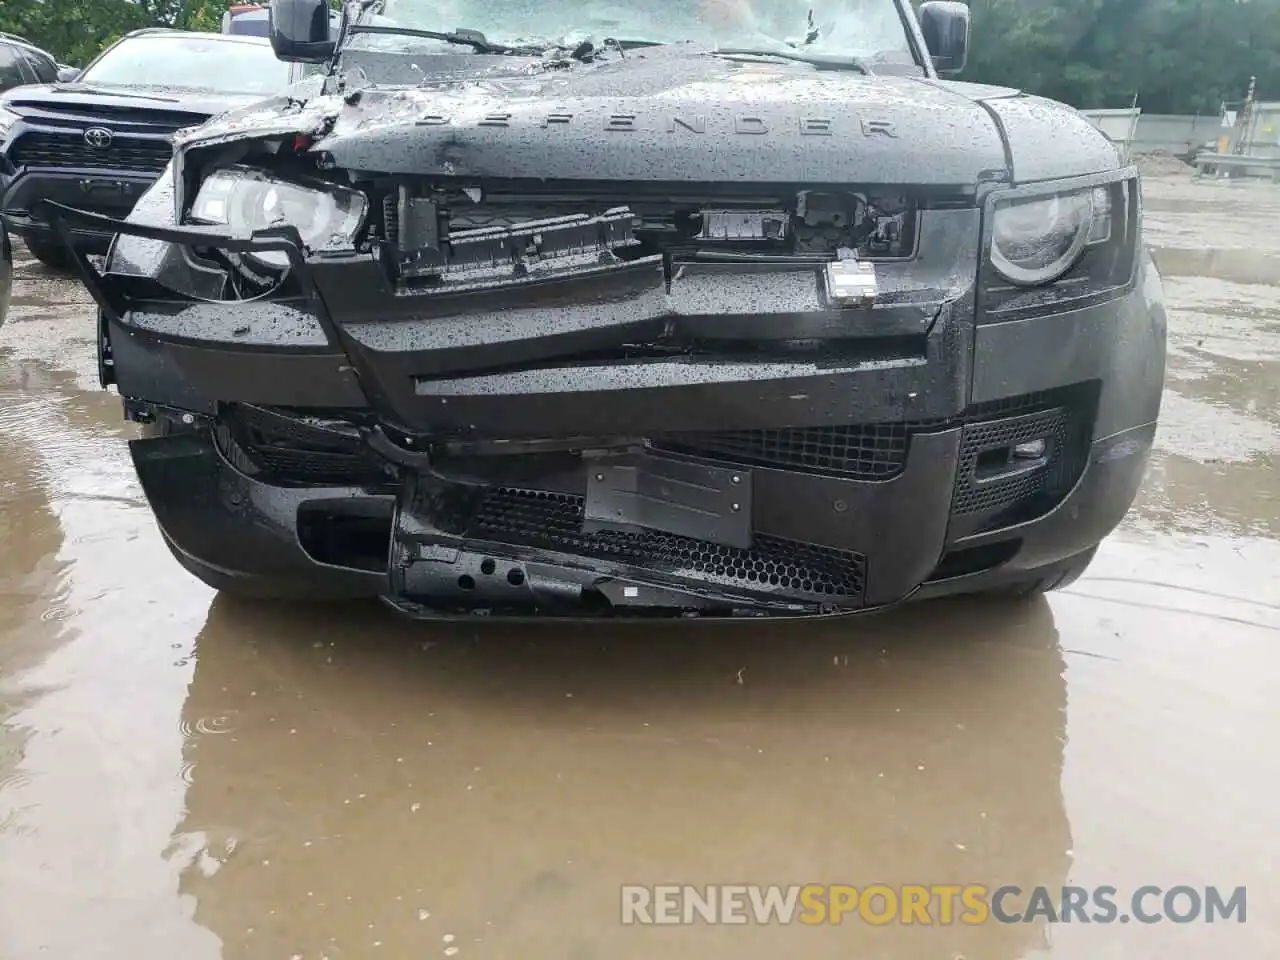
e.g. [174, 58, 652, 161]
[83, 127, 114, 148]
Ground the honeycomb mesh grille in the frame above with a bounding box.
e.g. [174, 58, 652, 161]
[465, 487, 867, 602]
[952, 409, 1073, 518]
[655, 422, 929, 479]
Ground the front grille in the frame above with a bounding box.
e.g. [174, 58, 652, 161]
[656, 422, 926, 479]
[659, 387, 1097, 482]
[378, 184, 918, 269]
[465, 487, 867, 604]
[217, 405, 390, 487]
[217, 381, 1092, 551]
[9, 132, 172, 173]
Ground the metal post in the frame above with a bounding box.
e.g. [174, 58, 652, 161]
[1231, 76, 1256, 156]
[1123, 92, 1140, 163]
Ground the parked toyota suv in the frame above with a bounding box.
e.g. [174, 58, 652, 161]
[0, 29, 303, 268]
[47, 0, 1167, 619]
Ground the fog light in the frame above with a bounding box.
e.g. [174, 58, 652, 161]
[1013, 438, 1048, 460]
[824, 249, 878, 306]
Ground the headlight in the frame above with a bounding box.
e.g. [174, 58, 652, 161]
[189, 166, 367, 268]
[0, 106, 20, 140]
[989, 185, 1113, 286]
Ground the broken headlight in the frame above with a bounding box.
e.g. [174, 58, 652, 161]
[188, 166, 368, 268]
[989, 185, 1113, 287]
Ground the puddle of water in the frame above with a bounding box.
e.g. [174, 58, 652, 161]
[1152, 247, 1280, 286]
[1153, 392, 1279, 462]
[0, 355, 217, 959]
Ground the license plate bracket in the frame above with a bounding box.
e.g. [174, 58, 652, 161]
[583, 450, 753, 549]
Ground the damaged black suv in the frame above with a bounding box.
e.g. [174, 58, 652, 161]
[46, 0, 1167, 619]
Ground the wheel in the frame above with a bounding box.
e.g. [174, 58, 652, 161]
[24, 238, 71, 270]
[988, 546, 1098, 599]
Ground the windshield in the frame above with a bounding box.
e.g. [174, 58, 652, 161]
[355, 0, 915, 62]
[78, 35, 293, 95]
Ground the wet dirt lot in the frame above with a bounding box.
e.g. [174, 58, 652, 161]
[1, 172, 1278, 959]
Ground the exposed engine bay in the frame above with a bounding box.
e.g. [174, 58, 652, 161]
[173, 139, 919, 299]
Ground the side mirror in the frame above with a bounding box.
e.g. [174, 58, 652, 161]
[56, 66, 80, 83]
[919, 1, 970, 75]
[269, 0, 336, 63]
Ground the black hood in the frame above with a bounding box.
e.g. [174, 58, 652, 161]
[2, 82, 272, 123]
[178, 47, 1123, 188]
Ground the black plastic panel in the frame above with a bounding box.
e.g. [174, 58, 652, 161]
[583, 450, 752, 549]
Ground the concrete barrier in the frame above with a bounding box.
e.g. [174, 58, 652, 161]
[1079, 110, 1226, 159]
[1193, 151, 1280, 181]
[1078, 108, 1142, 159]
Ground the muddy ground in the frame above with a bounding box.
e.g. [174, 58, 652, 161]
[0, 173, 1277, 959]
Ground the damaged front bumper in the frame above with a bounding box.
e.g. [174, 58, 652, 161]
[43, 197, 1165, 619]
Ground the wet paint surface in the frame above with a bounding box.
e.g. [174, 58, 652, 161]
[1, 172, 1278, 958]
[177, 45, 1117, 186]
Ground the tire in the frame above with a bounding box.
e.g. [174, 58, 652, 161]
[988, 546, 1098, 599]
[25, 238, 72, 270]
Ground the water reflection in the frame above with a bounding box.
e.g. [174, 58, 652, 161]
[0, 405, 68, 838]
[175, 594, 1070, 959]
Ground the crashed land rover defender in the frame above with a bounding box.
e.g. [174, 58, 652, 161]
[45, 0, 1168, 619]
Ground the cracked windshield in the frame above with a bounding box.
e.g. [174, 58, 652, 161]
[2, 0, 1279, 957]
[359, 0, 913, 58]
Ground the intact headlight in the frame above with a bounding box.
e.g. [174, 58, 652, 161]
[189, 166, 367, 268]
[990, 185, 1113, 287]
[0, 106, 20, 140]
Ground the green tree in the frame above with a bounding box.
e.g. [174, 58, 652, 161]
[0, 0, 230, 67]
[962, 0, 1280, 112]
